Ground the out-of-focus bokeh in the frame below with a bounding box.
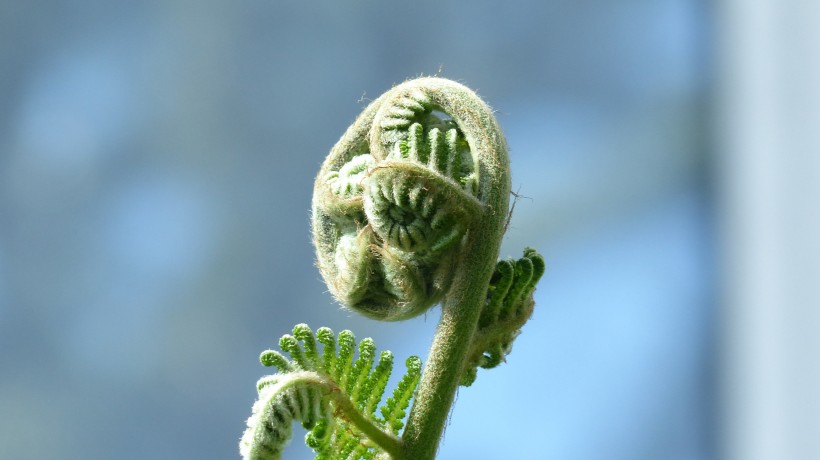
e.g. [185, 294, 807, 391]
[1, 1, 817, 459]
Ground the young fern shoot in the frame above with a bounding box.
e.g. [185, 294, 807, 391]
[241, 77, 545, 460]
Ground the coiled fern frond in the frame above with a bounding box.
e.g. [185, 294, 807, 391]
[240, 324, 421, 460]
[312, 80, 491, 322]
[242, 77, 546, 460]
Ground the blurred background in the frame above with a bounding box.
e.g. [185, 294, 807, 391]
[1, 1, 818, 459]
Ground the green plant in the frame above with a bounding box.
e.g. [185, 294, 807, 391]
[240, 77, 544, 460]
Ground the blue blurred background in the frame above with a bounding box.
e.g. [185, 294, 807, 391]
[2, 1, 818, 459]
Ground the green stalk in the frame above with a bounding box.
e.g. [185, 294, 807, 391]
[401, 230, 502, 459]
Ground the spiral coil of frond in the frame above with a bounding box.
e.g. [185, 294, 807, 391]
[312, 78, 506, 321]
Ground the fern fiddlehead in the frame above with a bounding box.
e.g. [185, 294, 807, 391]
[312, 77, 539, 460]
[243, 77, 545, 460]
[312, 81, 486, 321]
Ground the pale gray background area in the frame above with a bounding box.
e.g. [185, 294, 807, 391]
[0, 1, 720, 459]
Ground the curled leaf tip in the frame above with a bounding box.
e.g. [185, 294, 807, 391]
[312, 77, 508, 321]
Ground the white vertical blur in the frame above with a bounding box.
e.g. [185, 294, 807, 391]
[718, 1, 820, 459]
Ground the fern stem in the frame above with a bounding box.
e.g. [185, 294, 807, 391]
[400, 231, 501, 459]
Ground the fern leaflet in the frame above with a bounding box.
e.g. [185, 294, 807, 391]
[240, 324, 421, 460]
[461, 247, 546, 386]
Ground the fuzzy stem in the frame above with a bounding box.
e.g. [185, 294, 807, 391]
[400, 231, 501, 459]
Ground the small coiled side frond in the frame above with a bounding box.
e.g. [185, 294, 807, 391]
[239, 324, 421, 460]
[460, 248, 546, 387]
